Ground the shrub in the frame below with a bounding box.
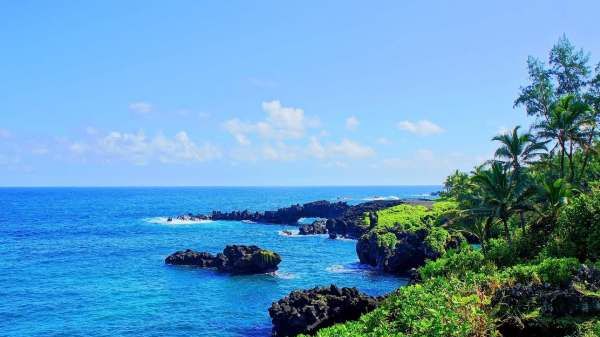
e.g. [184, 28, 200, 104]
[375, 204, 430, 230]
[537, 257, 580, 286]
[376, 232, 397, 250]
[312, 277, 495, 337]
[425, 227, 451, 254]
[546, 188, 600, 261]
[503, 258, 580, 286]
[419, 247, 489, 280]
[485, 238, 517, 267]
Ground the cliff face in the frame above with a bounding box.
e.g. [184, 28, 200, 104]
[326, 200, 407, 239]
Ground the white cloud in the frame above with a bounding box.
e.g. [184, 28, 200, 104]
[307, 137, 375, 159]
[129, 101, 153, 115]
[345, 116, 359, 131]
[261, 142, 299, 161]
[70, 130, 220, 165]
[69, 142, 89, 155]
[223, 100, 320, 145]
[397, 120, 444, 136]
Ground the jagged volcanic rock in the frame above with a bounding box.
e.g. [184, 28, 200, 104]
[269, 285, 379, 337]
[165, 245, 281, 275]
[298, 219, 328, 235]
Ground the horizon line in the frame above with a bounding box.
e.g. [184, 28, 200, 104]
[0, 184, 443, 188]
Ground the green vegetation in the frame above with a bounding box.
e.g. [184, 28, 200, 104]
[376, 232, 397, 250]
[309, 37, 600, 337]
[256, 249, 279, 265]
[371, 203, 431, 230]
[313, 276, 496, 337]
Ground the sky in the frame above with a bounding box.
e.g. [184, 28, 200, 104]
[1, 1, 599, 186]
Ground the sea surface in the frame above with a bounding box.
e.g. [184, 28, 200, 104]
[0, 186, 439, 337]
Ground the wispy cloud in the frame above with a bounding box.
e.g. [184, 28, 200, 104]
[397, 120, 444, 136]
[345, 116, 359, 131]
[307, 137, 375, 159]
[129, 101, 153, 116]
[68, 130, 220, 165]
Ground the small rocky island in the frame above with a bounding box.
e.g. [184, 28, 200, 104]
[269, 285, 380, 337]
[165, 245, 281, 275]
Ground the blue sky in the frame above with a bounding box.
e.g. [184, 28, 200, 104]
[1, 1, 599, 186]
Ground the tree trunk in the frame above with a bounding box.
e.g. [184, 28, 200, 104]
[560, 140, 566, 178]
[567, 140, 575, 182]
[519, 211, 526, 233]
[503, 218, 512, 245]
[579, 124, 596, 181]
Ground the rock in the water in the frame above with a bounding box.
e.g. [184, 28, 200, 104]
[299, 219, 328, 235]
[164, 249, 217, 267]
[165, 245, 281, 275]
[269, 285, 379, 337]
[217, 245, 282, 274]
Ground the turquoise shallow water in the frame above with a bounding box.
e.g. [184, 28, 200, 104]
[0, 186, 438, 337]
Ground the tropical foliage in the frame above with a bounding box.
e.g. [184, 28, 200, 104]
[310, 37, 600, 337]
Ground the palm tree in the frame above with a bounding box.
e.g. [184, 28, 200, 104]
[492, 126, 547, 172]
[534, 95, 590, 181]
[470, 163, 535, 244]
[534, 178, 573, 232]
[491, 126, 547, 231]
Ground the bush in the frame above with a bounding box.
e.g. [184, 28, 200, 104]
[503, 258, 580, 286]
[546, 188, 600, 261]
[537, 257, 580, 286]
[425, 227, 451, 254]
[312, 277, 495, 337]
[485, 238, 517, 267]
[419, 247, 489, 280]
[376, 232, 397, 250]
[375, 204, 430, 230]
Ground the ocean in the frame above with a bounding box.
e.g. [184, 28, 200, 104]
[0, 186, 439, 337]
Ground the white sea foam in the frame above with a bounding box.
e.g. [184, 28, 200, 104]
[363, 195, 401, 201]
[275, 271, 298, 279]
[145, 217, 213, 225]
[277, 229, 300, 237]
[326, 262, 373, 274]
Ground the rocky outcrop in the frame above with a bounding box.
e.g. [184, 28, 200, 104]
[165, 245, 281, 275]
[171, 199, 408, 236]
[269, 285, 379, 337]
[356, 229, 439, 274]
[167, 214, 210, 222]
[326, 200, 407, 239]
[299, 219, 328, 235]
[493, 265, 600, 337]
[210, 200, 349, 224]
[165, 249, 217, 267]
[356, 228, 463, 275]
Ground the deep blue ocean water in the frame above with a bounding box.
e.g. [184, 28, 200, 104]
[0, 186, 439, 337]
